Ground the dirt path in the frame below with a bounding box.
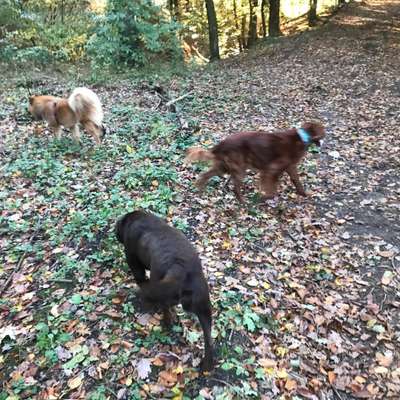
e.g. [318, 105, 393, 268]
[0, 1, 399, 399]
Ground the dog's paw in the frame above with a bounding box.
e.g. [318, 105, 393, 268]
[199, 356, 214, 373]
[296, 190, 308, 197]
[261, 193, 275, 201]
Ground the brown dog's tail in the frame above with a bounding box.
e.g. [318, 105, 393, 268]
[185, 147, 214, 163]
[139, 265, 185, 306]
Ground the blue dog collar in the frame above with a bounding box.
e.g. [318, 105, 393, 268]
[297, 128, 311, 145]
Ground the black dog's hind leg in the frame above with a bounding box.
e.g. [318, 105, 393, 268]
[183, 294, 214, 372]
[196, 302, 214, 372]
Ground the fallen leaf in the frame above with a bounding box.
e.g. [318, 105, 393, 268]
[376, 351, 393, 367]
[136, 358, 151, 380]
[258, 358, 277, 368]
[328, 371, 336, 384]
[285, 378, 297, 390]
[67, 375, 82, 390]
[381, 271, 394, 285]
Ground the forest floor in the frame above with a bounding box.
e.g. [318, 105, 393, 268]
[1, 0, 400, 399]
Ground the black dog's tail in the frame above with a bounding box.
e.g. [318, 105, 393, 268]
[139, 264, 185, 306]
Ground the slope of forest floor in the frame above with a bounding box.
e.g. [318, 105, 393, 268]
[1, 1, 399, 399]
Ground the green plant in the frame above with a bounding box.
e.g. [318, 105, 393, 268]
[87, 0, 182, 69]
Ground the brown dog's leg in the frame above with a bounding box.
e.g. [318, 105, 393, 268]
[83, 121, 101, 144]
[231, 173, 244, 203]
[196, 166, 222, 192]
[286, 165, 307, 196]
[259, 171, 279, 199]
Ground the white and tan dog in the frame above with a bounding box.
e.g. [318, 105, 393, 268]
[28, 87, 104, 144]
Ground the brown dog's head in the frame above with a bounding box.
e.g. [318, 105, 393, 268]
[28, 95, 44, 120]
[301, 121, 325, 146]
[28, 96, 37, 118]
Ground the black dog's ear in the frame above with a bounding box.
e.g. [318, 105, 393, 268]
[115, 217, 124, 243]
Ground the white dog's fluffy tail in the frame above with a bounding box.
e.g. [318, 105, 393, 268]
[68, 87, 103, 126]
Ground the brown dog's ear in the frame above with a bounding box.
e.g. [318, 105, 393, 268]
[302, 121, 325, 139]
[29, 96, 35, 105]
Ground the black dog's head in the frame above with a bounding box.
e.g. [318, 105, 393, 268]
[115, 210, 148, 243]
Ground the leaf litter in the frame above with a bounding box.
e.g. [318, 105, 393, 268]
[1, 0, 400, 398]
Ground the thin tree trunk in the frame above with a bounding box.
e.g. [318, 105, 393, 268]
[241, 15, 247, 50]
[247, 0, 258, 48]
[308, 0, 318, 26]
[60, 0, 64, 24]
[233, 0, 243, 51]
[204, 0, 220, 60]
[168, 0, 180, 19]
[261, 0, 267, 37]
[268, 0, 281, 37]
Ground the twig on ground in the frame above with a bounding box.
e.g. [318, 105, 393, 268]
[332, 386, 344, 400]
[165, 92, 193, 107]
[48, 278, 75, 284]
[0, 216, 44, 296]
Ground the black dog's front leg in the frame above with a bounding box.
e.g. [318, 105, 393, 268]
[126, 252, 148, 284]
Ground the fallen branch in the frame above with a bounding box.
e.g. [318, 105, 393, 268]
[165, 92, 193, 107]
[0, 253, 27, 297]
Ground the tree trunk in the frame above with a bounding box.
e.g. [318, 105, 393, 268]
[233, 0, 243, 51]
[247, 0, 258, 48]
[204, 0, 220, 60]
[308, 0, 318, 26]
[60, 0, 64, 24]
[268, 0, 281, 37]
[241, 15, 247, 51]
[261, 0, 267, 37]
[168, 0, 180, 19]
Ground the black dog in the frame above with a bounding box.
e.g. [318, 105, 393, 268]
[116, 210, 214, 372]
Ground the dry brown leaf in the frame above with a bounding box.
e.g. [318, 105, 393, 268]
[258, 358, 277, 368]
[67, 375, 82, 390]
[328, 371, 336, 384]
[285, 378, 297, 391]
[376, 351, 393, 367]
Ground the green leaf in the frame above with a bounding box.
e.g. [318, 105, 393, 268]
[69, 294, 82, 305]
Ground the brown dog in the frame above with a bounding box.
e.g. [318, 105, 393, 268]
[186, 122, 325, 202]
[116, 210, 214, 372]
[28, 87, 104, 144]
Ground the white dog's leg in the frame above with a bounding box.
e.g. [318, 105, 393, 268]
[53, 126, 62, 139]
[71, 125, 81, 142]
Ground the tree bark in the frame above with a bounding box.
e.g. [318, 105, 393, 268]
[268, 0, 281, 37]
[308, 0, 318, 26]
[247, 0, 258, 48]
[204, 0, 220, 60]
[233, 0, 243, 51]
[168, 0, 180, 19]
[60, 0, 64, 24]
[241, 15, 247, 51]
[261, 0, 267, 37]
